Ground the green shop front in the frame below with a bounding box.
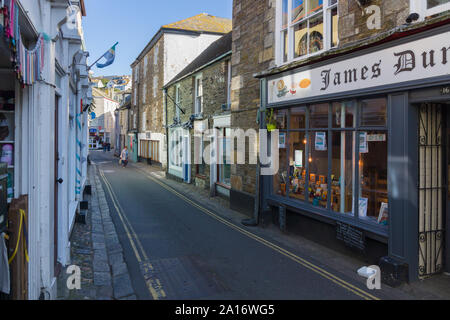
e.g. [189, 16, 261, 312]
[259, 24, 450, 283]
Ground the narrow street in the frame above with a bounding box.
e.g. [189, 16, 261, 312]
[89, 151, 387, 301]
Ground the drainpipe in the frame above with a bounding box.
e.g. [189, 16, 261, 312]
[164, 88, 169, 175]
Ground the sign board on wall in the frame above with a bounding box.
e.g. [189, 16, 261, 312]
[268, 31, 450, 104]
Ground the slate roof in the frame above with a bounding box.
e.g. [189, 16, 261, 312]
[164, 32, 232, 88]
[163, 13, 232, 34]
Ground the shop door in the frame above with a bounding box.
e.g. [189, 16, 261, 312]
[418, 103, 445, 278]
[54, 95, 61, 276]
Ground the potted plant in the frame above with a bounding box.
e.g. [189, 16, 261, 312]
[266, 108, 277, 132]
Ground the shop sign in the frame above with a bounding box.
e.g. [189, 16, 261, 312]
[268, 31, 450, 104]
[336, 222, 365, 252]
[442, 86, 450, 95]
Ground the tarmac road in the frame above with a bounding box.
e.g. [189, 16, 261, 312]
[90, 150, 384, 300]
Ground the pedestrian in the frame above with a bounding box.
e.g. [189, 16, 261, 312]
[120, 146, 129, 168]
[103, 142, 107, 152]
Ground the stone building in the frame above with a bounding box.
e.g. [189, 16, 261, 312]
[233, 0, 450, 283]
[164, 32, 232, 197]
[130, 14, 232, 169]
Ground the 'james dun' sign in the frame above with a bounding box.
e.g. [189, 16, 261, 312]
[268, 31, 450, 104]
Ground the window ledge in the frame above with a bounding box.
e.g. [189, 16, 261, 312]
[216, 182, 231, 190]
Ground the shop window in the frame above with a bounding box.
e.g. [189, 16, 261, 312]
[274, 131, 288, 196]
[290, 107, 306, 129]
[360, 98, 387, 127]
[332, 102, 355, 128]
[308, 132, 328, 208]
[331, 131, 355, 214]
[359, 130, 388, 223]
[271, 97, 388, 227]
[278, 0, 338, 65]
[289, 132, 307, 200]
[309, 103, 328, 128]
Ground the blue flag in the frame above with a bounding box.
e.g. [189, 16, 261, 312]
[97, 43, 118, 68]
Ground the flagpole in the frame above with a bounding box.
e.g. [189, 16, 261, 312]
[88, 42, 119, 70]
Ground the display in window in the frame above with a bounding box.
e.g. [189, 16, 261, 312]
[359, 132, 369, 153]
[309, 16, 324, 53]
[359, 197, 368, 218]
[332, 102, 355, 128]
[0, 144, 13, 166]
[274, 143, 288, 197]
[279, 132, 286, 148]
[359, 130, 388, 223]
[0, 114, 9, 141]
[315, 132, 327, 151]
[331, 131, 354, 214]
[294, 22, 308, 58]
[276, 80, 289, 98]
[0, 91, 15, 111]
[289, 132, 306, 201]
[378, 202, 388, 226]
[308, 133, 328, 208]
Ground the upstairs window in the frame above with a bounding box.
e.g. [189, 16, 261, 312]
[411, 0, 450, 19]
[175, 84, 181, 120]
[194, 75, 203, 115]
[279, 0, 338, 65]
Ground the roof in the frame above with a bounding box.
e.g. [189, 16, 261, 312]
[164, 32, 232, 88]
[92, 88, 119, 102]
[131, 13, 231, 66]
[163, 13, 232, 34]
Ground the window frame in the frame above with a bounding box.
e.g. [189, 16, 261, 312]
[175, 84, 181, 120]
[276, 0, 338, 66]
[194, 74, 203, 115]
[270, 96, 388, 229]
[410, 0, 450, 20]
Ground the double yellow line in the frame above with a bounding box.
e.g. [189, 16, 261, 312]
[135, 167, 381, 301]
[98, 168, 167, 300]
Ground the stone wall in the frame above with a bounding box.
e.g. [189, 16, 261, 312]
[339, 0, 410, 46]
[230, 0, 275, 214]
[166, 58, 231, 191]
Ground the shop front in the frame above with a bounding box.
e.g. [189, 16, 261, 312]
[260, 24, 450, 282]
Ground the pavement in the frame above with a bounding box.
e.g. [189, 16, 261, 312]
[57, 159, 136, 300]
[58, 150, 450, 300]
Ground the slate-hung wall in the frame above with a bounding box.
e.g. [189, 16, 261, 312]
[230, 0, 276, 215]
[166, 58, 231, 190]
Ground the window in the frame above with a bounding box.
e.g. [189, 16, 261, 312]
[218, 128, 231, 186]
[279, 0, 338, 64]
[134, 87, 137, 105]
[195, 75, 203, 114]
[272, 97, 388, 227]
[175, 84, 181, 120]
[142, 111, 146, 132]
[142, 83, 147, 104]
[226, 60, 232, 108]
[410, 0, 450, 20]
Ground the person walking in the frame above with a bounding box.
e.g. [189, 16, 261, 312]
[120, 146, 129, 168]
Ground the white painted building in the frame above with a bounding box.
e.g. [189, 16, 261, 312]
[0, 0, 91, 299]
[89, 88, 119, 150]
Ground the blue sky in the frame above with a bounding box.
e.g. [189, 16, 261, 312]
[83, 0, 232, 77]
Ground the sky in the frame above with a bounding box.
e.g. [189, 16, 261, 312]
[83, 0, 232, 77]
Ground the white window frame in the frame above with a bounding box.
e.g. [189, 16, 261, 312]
[142, 83, 147, 104]
[134, 87, 137, 105]
[276, 0, 338, 66]
[194, 74, 203, 115]
[410, 0, 450, 21]
[175, 84, 181, 120]
[144, 56, 148, 78]
[142, 111, 147, 132]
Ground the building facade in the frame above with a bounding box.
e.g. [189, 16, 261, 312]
[164, 32, 233, 197]
[89, 88, 119, 150]
[0, 0, 91, 299]
[235, 0, 450, 283]
[131, 13, 232, 169]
